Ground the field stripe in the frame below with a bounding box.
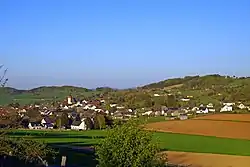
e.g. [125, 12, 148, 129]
[168, 151, 250, 167]
[8, 129, 250, 156]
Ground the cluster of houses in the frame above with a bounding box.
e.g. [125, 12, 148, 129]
[15, 96, 138, 130]
[1, 94, 250, 131]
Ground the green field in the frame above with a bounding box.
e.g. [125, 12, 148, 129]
[8, 129, 250, 156]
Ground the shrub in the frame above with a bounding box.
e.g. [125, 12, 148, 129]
[96, 119, 166, 167]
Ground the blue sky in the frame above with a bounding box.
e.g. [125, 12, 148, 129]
[1, 0, 250, 89]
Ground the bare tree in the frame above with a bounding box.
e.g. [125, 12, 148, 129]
[0, 65, 8, 87]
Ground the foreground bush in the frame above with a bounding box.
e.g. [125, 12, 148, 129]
[96, 119, 166, 167]
[0, 135, 57, 166]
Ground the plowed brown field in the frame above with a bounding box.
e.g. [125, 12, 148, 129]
[145, 119, 250, 140]
[168, 151, 250, 167]
[194, 114, 250, 122]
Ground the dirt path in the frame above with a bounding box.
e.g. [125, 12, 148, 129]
[168, 151, 250, 167]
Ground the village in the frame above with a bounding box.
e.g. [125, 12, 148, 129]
[1, 93, 250, 131]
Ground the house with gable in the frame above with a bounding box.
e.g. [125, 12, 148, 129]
[238, 103, 246, 110]
[41, 117, 54, 129]
[28, 122, 42, 129]
[220, 103, 233, 112]
[196, 105, 209, 114]
[207, 103, 215, 112]
[71, 119, 87, 130]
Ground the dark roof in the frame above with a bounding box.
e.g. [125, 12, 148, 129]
[72, 120, 81, 126]
[46, 124, 53, 127]
[199, 107, 207, 110]
[44, 117, 53, 124]
[30, 122, 40, 126]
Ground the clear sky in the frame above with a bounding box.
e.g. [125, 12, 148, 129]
[1, 0, 250, 89]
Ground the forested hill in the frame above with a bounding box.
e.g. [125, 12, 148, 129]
[141, 75, 250, 90]
[138, 75, 250, 105]
[0, 86, 116, 105]
[1, 75, 250, 106]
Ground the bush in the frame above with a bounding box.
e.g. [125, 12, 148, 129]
[0, 136, 57, 165]
[96, 119, 166, 167]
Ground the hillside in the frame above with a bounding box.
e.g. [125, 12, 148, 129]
[0, 86, 115, 105]
[1, 74, 250, 107]
[141, 75, 250, 89]
[140, 74, 250, 105]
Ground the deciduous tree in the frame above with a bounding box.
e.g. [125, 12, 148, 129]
[96, 119, 166, 167]
[84, 117, 94, 130]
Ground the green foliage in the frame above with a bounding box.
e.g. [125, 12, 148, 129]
[93, 116, 100, 129]
[94, 114, 106, 129]
[55, 117, 62, 128]
[0, 135, 57, 164]
[95, 120, 166, 167]
[85, 117, 94, 130]
[26, 108, 42, 122]
[61, 113, 69, 127]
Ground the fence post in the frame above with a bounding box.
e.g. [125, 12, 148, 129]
[61, 156, 67, 167]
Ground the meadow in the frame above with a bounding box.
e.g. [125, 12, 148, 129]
[8, 129, 250, 156]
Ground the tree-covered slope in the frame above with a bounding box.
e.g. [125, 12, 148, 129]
[0, 86, 114, 105]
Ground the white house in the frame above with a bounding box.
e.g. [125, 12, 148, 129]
[28, 123, 34, 129]
[142, 111, 153, 116]
[238, 103, 246, 109]
[181, 98, 190, 102]
[84, 104, 97, 110]
[18, 109, 27, 113]
[105, 110, 109, 114]
[207, 103, 215, 112]
[220, 105, 233, 112]
[28, 122, 42, 129]
[73, 101, 83, 107]
[117, 106, 125, 109]
[34, 104, 40, 108]
[94, 108, 103, 112]
[161, 110, 165, 115]
[223, 102, 235, 106]
[71, 120, 87, 130]
[110, 104, 118, 107]
[154, 94, 160, 97]
[208, 108, 216, 112]
[82, 100, 88, 104]
[191, 107, 199, 112]
[196, 107, 209, 114]
[63, 106, 69, 110]
[207, 103, 214, 108]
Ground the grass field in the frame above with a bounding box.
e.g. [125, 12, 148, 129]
[7, 129, 250, 156]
